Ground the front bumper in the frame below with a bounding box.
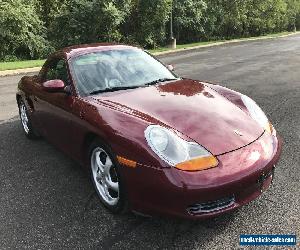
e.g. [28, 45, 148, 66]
[125, 131, 283, 219]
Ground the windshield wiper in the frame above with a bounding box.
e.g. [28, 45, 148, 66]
[144, 78, 178, 86]
[89, 78, 179, 95]
[89, 85, 141, 95]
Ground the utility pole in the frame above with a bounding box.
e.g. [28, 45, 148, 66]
[168, 0, 176, 49]
[170, 7, 174, 39]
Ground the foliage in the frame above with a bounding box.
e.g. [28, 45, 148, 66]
[35, 0, 69, 28]
[285, 0, 300, 29]
[203, 0, 291, 39]
[173, 0, 207, 43]
[1, 0, 300, 60]
[245, 0, 289, 36]
[124, 0, 172, 48]
[0, 0, 49, 60]
[49, 0, 131, 48]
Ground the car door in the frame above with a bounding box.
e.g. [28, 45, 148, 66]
[36, 57, 76, 152]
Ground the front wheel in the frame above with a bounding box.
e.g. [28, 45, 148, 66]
[18, 100, 38, 139]
[89, 139, 128, 213]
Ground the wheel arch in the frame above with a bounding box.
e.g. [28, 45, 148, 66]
[81, 131, 112, 167]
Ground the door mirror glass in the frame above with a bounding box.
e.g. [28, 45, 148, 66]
[43, 79, 65, 92]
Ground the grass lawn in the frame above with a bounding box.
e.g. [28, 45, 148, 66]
[0, 31, 297, 71]
[0, 59, 45, 71]
[149, 41, 220, 53]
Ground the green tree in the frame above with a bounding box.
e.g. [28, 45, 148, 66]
[127, 0, 172, 48]
[285, 0, 300, 30]
[245, 0, 288, 36]
[49, 0, 132, 48]
[203, 0, 290, 39]
[1, 0, 300, 60]
[35, 0, 70, 28]
[173, 0, 207, 42]
[0, 0, 49, 60]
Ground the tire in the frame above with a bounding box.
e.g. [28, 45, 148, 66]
[89, 139, 128, 213]
[18, 99, 39, 139]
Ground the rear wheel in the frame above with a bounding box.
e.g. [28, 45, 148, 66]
[18, 100, 38, 139]
[89, 139, 128, 213]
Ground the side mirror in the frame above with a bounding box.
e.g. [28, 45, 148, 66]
[167, 64, 175, 71]
[43, 79, 65, 93]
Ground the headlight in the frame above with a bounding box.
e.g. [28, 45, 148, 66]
[241, 95, 273, 133]
[145, 125, 218, 171]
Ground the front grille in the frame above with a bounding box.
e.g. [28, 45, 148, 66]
[187, 196, 235, 214]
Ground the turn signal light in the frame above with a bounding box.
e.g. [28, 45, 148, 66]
[265, 122, 273, 134]
[175, 156, 219, 171]
[117, 156, 137, 168]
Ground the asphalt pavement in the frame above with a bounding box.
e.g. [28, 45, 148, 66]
[0, 34, 299, 249]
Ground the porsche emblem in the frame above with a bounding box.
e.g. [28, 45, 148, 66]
[234, 129, 243, 137]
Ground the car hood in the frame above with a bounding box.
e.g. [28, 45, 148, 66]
[91, 79, 264, 155]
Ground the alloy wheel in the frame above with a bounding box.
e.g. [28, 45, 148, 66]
[90, 147, 119, 206]
[19, 102, 29, 134]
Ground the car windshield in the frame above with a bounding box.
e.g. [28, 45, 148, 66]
[70, 48, 178, 96]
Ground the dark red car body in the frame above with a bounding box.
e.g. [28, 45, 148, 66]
[16, 44, 282, 219]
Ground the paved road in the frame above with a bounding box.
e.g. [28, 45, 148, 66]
[0, 35, 299, 249]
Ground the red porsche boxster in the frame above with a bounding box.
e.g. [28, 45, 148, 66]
[16, 44, 282, 219]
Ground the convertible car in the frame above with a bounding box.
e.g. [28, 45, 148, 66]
[16, 43, 282, 219]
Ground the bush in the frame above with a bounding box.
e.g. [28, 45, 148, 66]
[126, 0, 172, 48]
[49, 0, 131, 49]
[285, 0, 300, 30]
[173, 0, 207, 43]
[0, 0, 49, 60]
[1, 0, 300, 60]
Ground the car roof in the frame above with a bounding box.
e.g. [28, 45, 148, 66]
[54, 43, 141, 60]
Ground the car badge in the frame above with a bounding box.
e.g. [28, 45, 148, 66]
[234, 129, 243, 137]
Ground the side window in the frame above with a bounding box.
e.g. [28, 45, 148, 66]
[45, 59, 69, 84]
[56, 60, 69, 84]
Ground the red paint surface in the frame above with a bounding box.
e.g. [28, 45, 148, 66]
[16, 44, 283, 219]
